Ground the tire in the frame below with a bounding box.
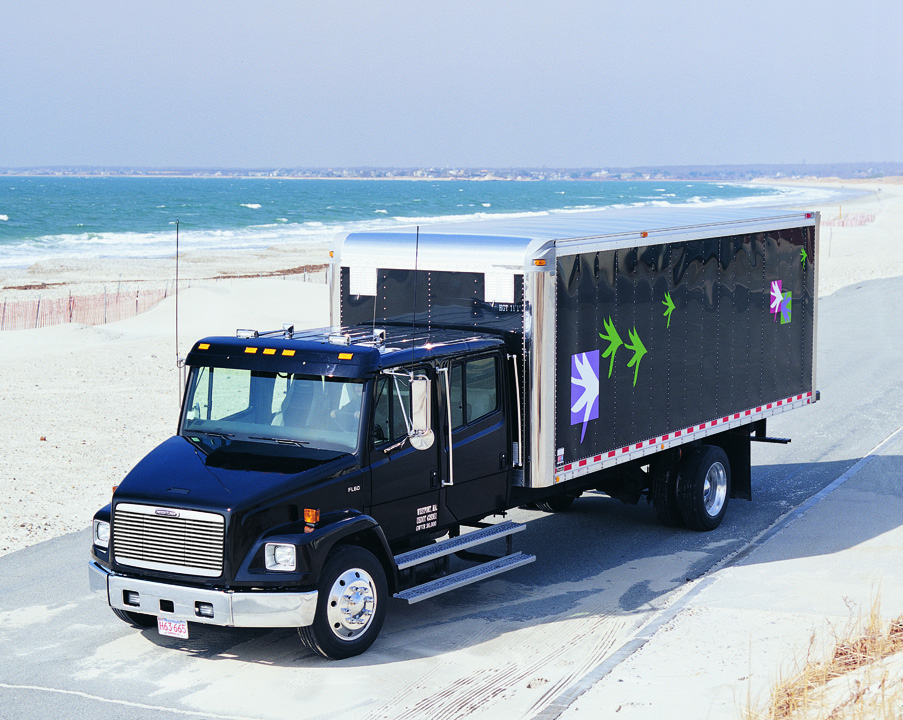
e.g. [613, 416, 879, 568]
[651, 454, 683, 527]
[299, 546, 387, 660]
[677, 445, 731, 531]
[111, 607, 157, 628]
[535, 493, 578, 513]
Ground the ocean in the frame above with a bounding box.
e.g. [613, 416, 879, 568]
[0, 177, 831, 269]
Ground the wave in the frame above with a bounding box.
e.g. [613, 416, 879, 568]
[0, 183, 843, 269]
[240, 203, 262, 210]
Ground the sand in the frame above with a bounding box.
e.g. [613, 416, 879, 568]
[2, 180, 901, 556]
[2, 181, 902, 719]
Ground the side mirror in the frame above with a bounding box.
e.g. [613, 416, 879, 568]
[409, 375, 434, 450]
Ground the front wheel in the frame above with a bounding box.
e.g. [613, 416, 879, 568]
[677, 445, 731, 531]
[299, 546, 387, 660]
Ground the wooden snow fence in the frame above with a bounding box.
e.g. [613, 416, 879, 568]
[0, 287, 169, 331]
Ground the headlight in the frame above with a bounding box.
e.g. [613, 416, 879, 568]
[265, 543, 296, 571]
[93, 520, 110, 548]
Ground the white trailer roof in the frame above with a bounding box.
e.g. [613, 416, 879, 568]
[336, 205, 816, 274]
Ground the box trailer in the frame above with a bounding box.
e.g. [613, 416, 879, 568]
[89, 206, 818, 659]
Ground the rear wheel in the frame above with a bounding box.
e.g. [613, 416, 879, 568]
[299, 546, 387, 660]
[651, 453, 683, 527]
[111, 607, 157, 628]
[677, 445, 730, 531]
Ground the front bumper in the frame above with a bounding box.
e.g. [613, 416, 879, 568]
[88, 561, 318, 628]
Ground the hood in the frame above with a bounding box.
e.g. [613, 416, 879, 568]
[115, 435, 356, 512]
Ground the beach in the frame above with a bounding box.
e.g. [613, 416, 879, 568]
[2, 180, 900, 556]
[1, 181, 902, 718]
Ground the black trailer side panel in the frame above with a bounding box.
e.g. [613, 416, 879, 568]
[555, 225, 814, 465]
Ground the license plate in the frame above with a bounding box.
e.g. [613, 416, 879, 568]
[157, 616, 189, 639]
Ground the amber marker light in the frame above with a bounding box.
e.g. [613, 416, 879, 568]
[641, 231, 649, 238]
[282, 349, 296, 357]
[198, 343, 210, 350]
[303, 508, 320, 533]
[338, 352, 353, 360]
[244, 347, 258, 354]
[263, 348, 276, 355]
[533, 259, 547, 266]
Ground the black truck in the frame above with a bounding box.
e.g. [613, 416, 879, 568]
[89, 206, 819, 659]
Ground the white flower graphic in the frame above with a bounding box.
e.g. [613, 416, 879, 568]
[571, 351, 600, 443]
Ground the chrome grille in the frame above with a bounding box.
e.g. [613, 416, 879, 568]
[113, 503, 225, 577]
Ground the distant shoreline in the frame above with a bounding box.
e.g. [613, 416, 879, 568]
[2, 163, 902, 183]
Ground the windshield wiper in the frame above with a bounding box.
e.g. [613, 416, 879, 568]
[188, 430, 235, 440]
[247, 435, 310, 447]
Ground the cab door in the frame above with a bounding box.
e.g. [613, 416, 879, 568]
[367, 368, 441, 542]
[440, 353, 509, 521]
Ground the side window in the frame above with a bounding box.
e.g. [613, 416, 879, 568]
[466, 357, 498, 422]
[372, 374, 414, 446]
[372, 378, 391, 445]
[450, 364, 465, 429]
[449, 356, 499, 429]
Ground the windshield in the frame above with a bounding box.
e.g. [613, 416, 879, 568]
[182, 367, 364, 454]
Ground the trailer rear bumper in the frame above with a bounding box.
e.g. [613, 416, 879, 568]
[89, 561, 318, 628]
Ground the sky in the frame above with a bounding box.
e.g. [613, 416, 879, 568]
[2, 1, 901, 169]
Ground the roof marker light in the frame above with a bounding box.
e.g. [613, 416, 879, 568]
[338, 352, 353, 360]
[198, 343, 210, 350]
[282, 349, 296, 357]
[328, 333, 352, 346]
[263, 348, 276, 355]
[641, 231, 649, 238]
[244, 347, 258, 354]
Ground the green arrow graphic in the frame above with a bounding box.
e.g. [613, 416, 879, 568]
[599, 316, 623, 379]
[625, 327, 647, 387]
[662, 292, 676, 328]
[800, 247, 808, 269]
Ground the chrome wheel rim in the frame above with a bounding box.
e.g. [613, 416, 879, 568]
[325, 567, 377, 641]
[703, 462, 728, 517]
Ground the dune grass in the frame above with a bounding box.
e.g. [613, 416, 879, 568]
[747, 600, 903, 719]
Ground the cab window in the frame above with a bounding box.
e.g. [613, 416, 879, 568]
[449, 356, 499, 430]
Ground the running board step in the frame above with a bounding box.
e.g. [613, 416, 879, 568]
[394, 552, 535, 604]
[393, 520, 526, 570]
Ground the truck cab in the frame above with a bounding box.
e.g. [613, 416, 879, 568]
[90, 323, 532, 659]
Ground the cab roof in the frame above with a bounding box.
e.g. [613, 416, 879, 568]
[185, 326, 505, 378]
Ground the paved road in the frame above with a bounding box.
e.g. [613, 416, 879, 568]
[1, 277, 901, 720]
